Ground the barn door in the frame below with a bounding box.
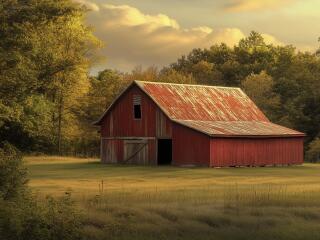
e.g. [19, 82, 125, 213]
[123, 139, 149, 164]
[157, 139, 172, 165]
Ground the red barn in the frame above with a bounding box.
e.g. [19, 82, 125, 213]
[94, 81, 304, 167]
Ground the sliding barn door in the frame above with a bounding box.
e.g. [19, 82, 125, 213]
[123, 139, 149, 164]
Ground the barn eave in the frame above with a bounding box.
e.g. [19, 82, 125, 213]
[173, 119, 305, 138]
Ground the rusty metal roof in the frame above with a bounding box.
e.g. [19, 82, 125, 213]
[136, 81, 268, 122]
[95, 81, 304, 137]
[174, 120, 304, 137]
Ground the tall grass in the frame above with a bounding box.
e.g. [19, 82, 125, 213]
[25, 157, 320, 240]
[84, 181, 320, 208]
[79, 182, 320, 240]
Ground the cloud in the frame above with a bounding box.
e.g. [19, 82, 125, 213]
[261, 33, 283, 46]
[86, 3, 282, 71]
[75, 0, 100, 11]
[101, 4, 180, 29]
[223, 0, 293, 12]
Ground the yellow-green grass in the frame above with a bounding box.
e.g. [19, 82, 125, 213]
[25, 156, 320, 240]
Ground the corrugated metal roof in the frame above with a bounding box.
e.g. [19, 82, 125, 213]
[136, 81, 269, 122]
[174, 120, 304, 137]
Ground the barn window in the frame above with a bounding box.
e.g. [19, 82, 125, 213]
[133, 95, 142, 119]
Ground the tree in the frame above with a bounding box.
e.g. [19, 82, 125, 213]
[241, 71, 280, 121]
[190, 60, 223, 85]
[0, 0, 101, 154]
[158, 69, 196, 84]
[124, 65, 159, 82]
[316, 37, 320, 56]
[306, 138, 320, 162]
[83, 69, 128, 123]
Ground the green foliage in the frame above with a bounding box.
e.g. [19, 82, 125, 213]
[306, 138, 320, 162]
[0, 96, 55, 152]
[0, 193, 83, 240]
[0, 144, 83, 240]
[124, 65, 196, 84]
[83, 69, 128, 123]
[0, 142, 27, 200]
[242, 71, 280, 121]
[0, 0, 101, 154]
[158, 69, 196, 84]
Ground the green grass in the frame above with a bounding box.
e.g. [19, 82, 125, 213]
[25, 156, 320, 240]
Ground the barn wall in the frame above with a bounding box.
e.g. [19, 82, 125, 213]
[100, 85, 171, 164]
[172, 123, 210, 166]
[156, 109, 172, 138]
[210, 137, 304, 167]
[101, 85, 172, 138]
[101, 138, 156, 164]
[101, 139, 123, 164]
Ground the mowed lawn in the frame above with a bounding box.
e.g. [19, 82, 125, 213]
[26, 156, 320, 240]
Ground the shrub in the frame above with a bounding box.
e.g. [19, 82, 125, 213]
[0, 193, 84, 240]
[306, 138, 320, 162]
[0, 143, 84, 240]
[0, 142, 28, 200]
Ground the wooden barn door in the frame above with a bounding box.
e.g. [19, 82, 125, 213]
[123, 139, 149, 164]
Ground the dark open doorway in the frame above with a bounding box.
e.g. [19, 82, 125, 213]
[157, 139, 172, 165]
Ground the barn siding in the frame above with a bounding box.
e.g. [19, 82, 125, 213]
[101, 138, 156, 164]
[101, 87, 156, 137]
[210, 137, 304, 167]
[156, 109, 172, 138]
[101, 139, 123, 164]
[100, 85, 171, 164]
[172, 123, 210, 166]
[101, 86, 172, 138]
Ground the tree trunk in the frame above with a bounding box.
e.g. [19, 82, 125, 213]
[57, 90, 64, 155]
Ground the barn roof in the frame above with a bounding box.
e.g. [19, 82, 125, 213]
[95, 80, 304, 137]
[135, 81, 268, 122]
[174, 120, 303, 137]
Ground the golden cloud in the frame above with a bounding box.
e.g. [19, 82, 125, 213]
[85, 3, 282, 71]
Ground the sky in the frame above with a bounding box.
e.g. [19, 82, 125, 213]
[75, 0, 320, 73]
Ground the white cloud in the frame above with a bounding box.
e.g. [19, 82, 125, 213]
[87, 4, 282, 71]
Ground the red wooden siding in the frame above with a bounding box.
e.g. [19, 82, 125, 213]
[210, 137, 304, 167]
[101, 85, 172, 138]
[100, 85, 171, 164]
[172, 123, 210, 166]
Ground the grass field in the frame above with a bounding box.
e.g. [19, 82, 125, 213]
[25, 156, 320, 240]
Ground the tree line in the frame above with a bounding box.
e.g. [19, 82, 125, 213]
[0, 1, 320, 161]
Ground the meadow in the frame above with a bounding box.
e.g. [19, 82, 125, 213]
[26, 156, 320, 240]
